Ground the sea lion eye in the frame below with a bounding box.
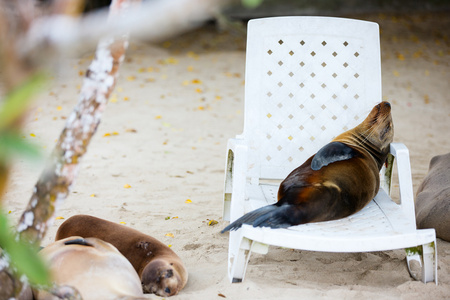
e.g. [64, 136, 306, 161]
[165, 287, 171, 294]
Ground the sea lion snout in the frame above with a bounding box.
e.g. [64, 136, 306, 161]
[362, 101, 393, 150]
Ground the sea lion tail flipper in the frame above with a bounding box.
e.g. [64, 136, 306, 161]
[252, 204, 296, 228]
[221, 205, 278, 233]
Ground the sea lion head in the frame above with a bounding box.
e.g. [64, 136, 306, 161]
[140, 258, 186, 297]
[357, 101, 394, 153]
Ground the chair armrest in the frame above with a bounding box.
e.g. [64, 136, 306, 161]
[388, 143, 416, 224]
[223, 137, 248, 221]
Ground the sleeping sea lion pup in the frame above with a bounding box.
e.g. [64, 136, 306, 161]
[35, 236, 145, 300]
[222, 101, 394, 232]
[56, 215, 188, 297]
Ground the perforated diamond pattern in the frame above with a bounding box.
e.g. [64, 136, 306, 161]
[243, 20, 381, 179]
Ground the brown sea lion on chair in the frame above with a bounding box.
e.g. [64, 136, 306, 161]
[35, 236, 144, 300]
[56, 215, 188, 297]
[222, 101, 394, 231]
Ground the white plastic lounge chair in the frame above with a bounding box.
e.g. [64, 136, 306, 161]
[223, 16, 437, 284]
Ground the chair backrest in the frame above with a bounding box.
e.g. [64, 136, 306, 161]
[242, 17, 382, 180]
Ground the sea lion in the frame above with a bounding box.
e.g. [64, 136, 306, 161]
[56, 215, 188, 297]
[222, 101, 393, 231]
[35, 236, 145, 300]
[415, 152, 450, 242]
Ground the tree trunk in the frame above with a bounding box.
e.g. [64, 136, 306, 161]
[0, 0, 139, 298]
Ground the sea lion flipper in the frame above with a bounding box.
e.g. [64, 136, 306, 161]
[311, 141, 356, 171]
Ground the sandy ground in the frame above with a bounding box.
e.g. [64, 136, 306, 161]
[3, 12, 450, 300]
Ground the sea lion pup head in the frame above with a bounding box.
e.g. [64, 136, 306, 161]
[361, 101, 394, 150]
[140, 258, 187, 296]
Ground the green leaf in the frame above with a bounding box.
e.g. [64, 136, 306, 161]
[0, 132, 42, 164]
[0, 74, 46, 131]
[0, 211, 50, 286]
[241, 0, 264, 8]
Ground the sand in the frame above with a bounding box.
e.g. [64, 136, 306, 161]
[3, 12, 450, 300]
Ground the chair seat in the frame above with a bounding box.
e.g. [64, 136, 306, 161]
[242, 185, 436, 253]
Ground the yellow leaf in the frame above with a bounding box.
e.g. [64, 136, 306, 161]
[197, 106, 205, 111]
[165, 57, 178, 65]
[191, 79, 202, 84]
[127, 76, 136, 81]
[187, 66, 194, 72]
[124, 184, 131, 189]
[187, 51, 199, 59]
[413, 51, 423, 59]
[55, 216, 64, 220]
[396, 53, 405, 61]
[185, 199, 192, 204]
[155, 115, 162, 119]
[110, 94, 118, 103]
[57, 106, 62, 111]
[90, 194, 96, 197]
[103, 133, 111, 137]
[112, 131, 119, 135]
[208, 219, 218, 226]
[182, 80, 189, 86]
[165, 233, 174, 238]
[123, 96, 130, 101]
[120, 221, 126, 225]
[168, 244, 172, 247]
[215, 95, 222, 100]
[8, 210, 11, 214]
[138, 68, 145, 73]
[195, 88, 203, 93]
[30, 133, 36, 137]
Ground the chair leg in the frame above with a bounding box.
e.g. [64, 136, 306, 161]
[406, 242, 437, 284]
[422, 241, 438, 284]
[228, 231, 252, 283]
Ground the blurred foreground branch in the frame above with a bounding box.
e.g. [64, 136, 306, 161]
[22, 0, 231, 66]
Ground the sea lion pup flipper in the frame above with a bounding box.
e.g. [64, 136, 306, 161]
[311, 141, 357, 171]
[221, 204, 295, 232]
[63, 238, 94, 247]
